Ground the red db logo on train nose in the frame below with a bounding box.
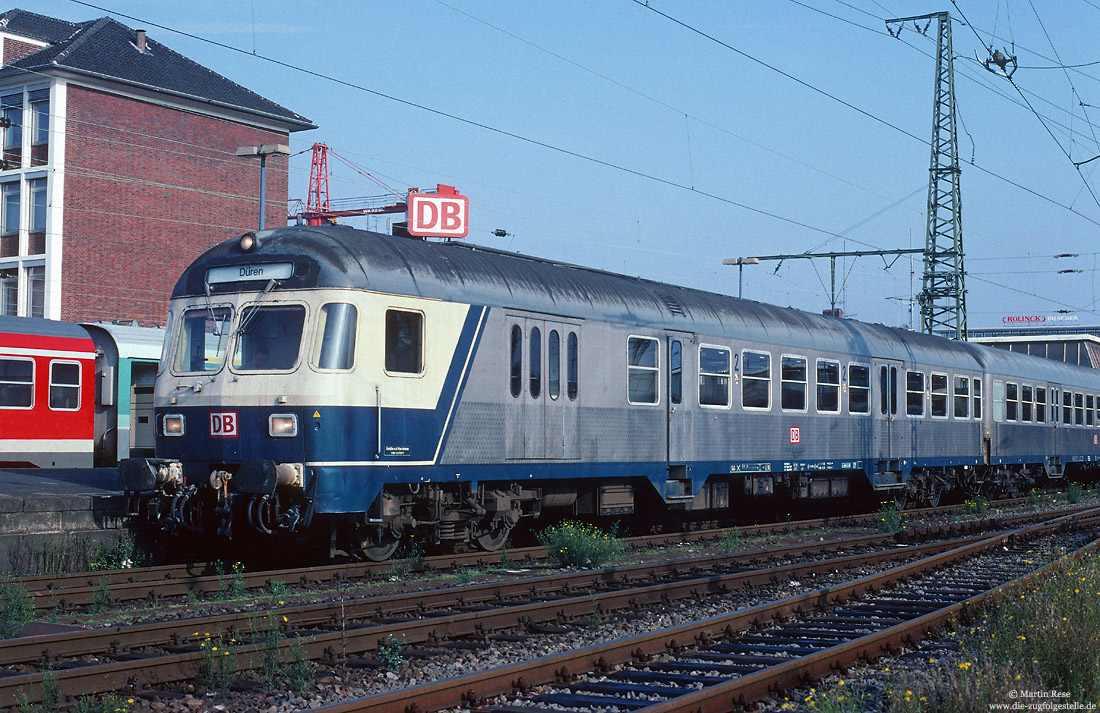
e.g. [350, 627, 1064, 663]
[210, 412, 238, 437]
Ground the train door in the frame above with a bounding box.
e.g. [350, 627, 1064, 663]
[667, 332, 696, 468]
[872, 358, 904, 470]
[505, 318, 579, 460]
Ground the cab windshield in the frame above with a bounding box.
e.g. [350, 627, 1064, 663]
[172, 307, 232, 373]
[232, 304, 306, 371]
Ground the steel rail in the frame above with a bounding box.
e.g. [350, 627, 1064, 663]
[301, 507, 1100, 713]
[0, 527, 1011, 707]
[13, 497, 1035, 606]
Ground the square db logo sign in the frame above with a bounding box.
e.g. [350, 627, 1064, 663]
[210, 412, 238, 437]
[790, 427, 801, 444]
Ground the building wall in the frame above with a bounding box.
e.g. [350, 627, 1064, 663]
[2, 37, 43, 65]
[62, 85, 289, 325]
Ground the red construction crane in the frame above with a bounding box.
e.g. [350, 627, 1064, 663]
[288, 143, 407, 226]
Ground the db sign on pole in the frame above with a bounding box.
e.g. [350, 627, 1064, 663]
[408, 185, 469, 238]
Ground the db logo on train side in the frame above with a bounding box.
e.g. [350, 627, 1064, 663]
[408, 185, 469, 238]
[210, 412, 238, 437]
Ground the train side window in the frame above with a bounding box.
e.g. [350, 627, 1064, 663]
[954, 375, 969, 419]
[1021, 385, 1033, 422]
[312, 303, 357, 371]
[781, 355, 807, 411]
[992, 380, 1004, 423]
[699, 345, 730, 407]
[890, 366, 898, 415]
[931, 373, 948, 418]
[385, 309, 423, 375]
[567, 332, 579, 401]
[1036, 387, 1046, 423]
[973, 378, 982, 420]
[1076, 392, 1084, 426]
[817, 359, 840, 413]
[0, 357, 33, 408]
[510, 325, 522, 397]
[906, 371, 925, 417]
[627, 336, 659, 405]
[848, 363, 869, 414]
[173, 307, 232, 373]
[742, 350, 771, 410]
[627, 336, 659, 404]
[529, 327, 542, 399]
[670, 340, 683, 405]
[1063, 391, 1073, 425]
[1088, 395, 1095, 427]
[548, 330, 560, 400]
[1006, 383, 1018, 421]
[49, 360, 80, 410]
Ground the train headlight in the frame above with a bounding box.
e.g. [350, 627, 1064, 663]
[163, 414, 185, 437]
[268, 413, 298, 438]
[239, 232, 258, 252]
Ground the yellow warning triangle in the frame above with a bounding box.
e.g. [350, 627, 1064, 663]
[313, 410, 321, 418]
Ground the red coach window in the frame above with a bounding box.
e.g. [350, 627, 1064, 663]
[49, 361, 80, 410]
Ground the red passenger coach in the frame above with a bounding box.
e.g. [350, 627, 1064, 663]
[0, 317, 96, 468]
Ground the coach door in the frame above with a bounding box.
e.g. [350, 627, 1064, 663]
[505, 318, 579, 460]
[872, 358, 905, 469]
[667, 333, 696, 467]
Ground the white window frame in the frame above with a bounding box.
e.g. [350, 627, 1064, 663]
[930, 372, 948, 419]
[953, 374, 969, 419]
[626, 335, 660, 406]
[847, 362, 870, 415]
[741, 349, 771, 411]
[698, 343, 731, 410]
[906, 370, 925, 418]
[0, 355, 34, 409]
[47, 359, 80, 411]
[780, 354, 808, 413]
[816, 358, 841, 414]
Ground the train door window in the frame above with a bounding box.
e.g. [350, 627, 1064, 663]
[1036, 387, 1047, 423]
[48, 361, 80, 410]
[906, 371, 925, 417]
[385, 309, 423, 375]
[699, 345, 730, 407]
[879, 366, 888, 415]
[816, 359, 840, 413]
[1076, 393, 1084, 426]
[567, 332, 579, 401]
[973, 378, 982, 420]
[1064, 391, 1074, 425]
[173, 307, 232, 373]
[669, 340, 682, 405]
[848, 363, 869, 414]
[1050, 389, 1057, 423]
[627, 336, 659, 405]
[1088, 395, 1095, 427]
[0, 357, 32, 408]
[954, 376, 969, 418]
[1005, 383, 1018, 421]
[311, 303, 357, 371]
[234, 305, 307, 371]
[510, 325, 522, 397]
[992, 381, 1004, 423]
[742, 350, 771, 410]
[890, 367, 898, 415]
[529, 327, 542, 399]
[781, 355, 807, 411]
[931, 373, 948, 418]
[548, 330, 560, 400]
[1021, 386, 1033, 423]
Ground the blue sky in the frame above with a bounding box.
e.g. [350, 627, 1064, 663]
[37, 1, 1100, 328]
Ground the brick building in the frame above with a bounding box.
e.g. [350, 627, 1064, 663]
[0, 8, 314, 325]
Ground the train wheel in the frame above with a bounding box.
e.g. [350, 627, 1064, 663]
[474, 522, 513, 552]
[925, 488, 942, 508]
[348, 523, 400, 561]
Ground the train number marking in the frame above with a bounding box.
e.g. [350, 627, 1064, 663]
[790, 427, 800, 444]
[210, 412, 238, 437]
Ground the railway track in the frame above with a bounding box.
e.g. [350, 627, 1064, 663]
[0, 512, 1031, 708]
[12, 496, 1038, 609]
[307, 507, 1100, 713]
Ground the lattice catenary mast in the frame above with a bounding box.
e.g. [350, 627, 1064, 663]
[887, 12, 967, 340]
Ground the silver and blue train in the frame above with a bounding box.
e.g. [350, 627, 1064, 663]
[120, 224, 1100, 558]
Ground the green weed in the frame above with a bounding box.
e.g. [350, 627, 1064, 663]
[537, 521, 625, 569]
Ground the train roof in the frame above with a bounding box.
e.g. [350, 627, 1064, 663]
[81, 322, 165, 361]
[0, 315, 93, 342]
[177, 225, 1100, 384]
